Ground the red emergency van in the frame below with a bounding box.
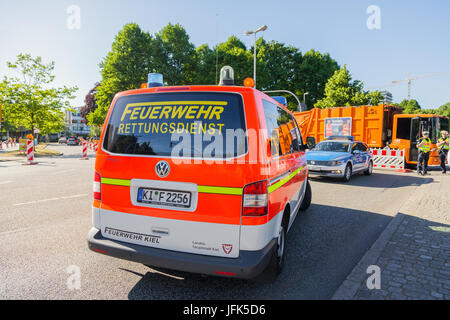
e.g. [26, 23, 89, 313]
[88, 68, 312, 279]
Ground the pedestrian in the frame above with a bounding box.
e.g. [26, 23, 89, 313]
[416, 131, 432, 175]
[436, 130, 449, 174]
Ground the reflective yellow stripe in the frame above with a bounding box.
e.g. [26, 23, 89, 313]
[197, 186, 242, 195]
[100, 178, 242, 195]
[101, 178, 131, 187]
[268, 166, 304, 194]
[101, 166, 303, 195]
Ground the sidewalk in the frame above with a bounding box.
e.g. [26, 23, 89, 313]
[333, 170, 450, 300]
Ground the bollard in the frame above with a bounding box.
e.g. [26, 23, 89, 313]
[80, 140, 89, 160]
[23, 139, 38, 165]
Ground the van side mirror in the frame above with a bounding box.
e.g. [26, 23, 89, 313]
[352, 149, 361, 155]
[267, 139, 272, 157]
[306, 137, 316, 149]
[291, 139, 300, 152]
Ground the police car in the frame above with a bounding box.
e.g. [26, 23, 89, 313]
[306, 136, 373, 181]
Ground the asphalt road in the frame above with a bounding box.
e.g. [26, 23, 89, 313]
[0, 143, 436, 299]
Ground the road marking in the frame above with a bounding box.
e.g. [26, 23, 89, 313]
[37, 197, 60, 203]
[0, 226, 35, 236]
[60, 194, 88, 200]
[13, 201, 38, 206]
[13, 194, 88, 206]
[0, 181, 13, 185]
[51, 169, 75, 175]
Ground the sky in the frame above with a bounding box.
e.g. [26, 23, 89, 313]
[0, 0, 449, 109]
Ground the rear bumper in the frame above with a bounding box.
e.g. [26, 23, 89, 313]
[87, 227, 277, 279]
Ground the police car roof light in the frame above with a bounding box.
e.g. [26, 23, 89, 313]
[148, 73, 164, 87]
[327, 135, 355, 141]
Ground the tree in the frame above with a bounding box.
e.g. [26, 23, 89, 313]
[80, 82, 100, 122]
[218, 36, 253, 85]
[436, 102, 450, 117]
[395, 99, 422, 114]
[192, 44, 217, 85]
[314, 65, 382, 108]
[192, 36, 253, 86]
[0, 54, 77, 135]
[367, 91, 384, 105]
[153, 23, 196, 85]
[93, 23, 154, 126]
[85, 22, 344, 122]
[256, 39, 302, 91]
[295, 49, 340, 107]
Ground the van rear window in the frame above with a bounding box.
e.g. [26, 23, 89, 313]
[103, 92, 247, 158]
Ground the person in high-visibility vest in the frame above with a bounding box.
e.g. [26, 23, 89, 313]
[416, 131, 432, 175]
[437, 130, 449, 174]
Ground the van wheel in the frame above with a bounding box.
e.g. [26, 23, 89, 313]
[364, 161, 373, 176]
[260, 219, 288, 282]
[342, 164, 352, 182]
[299, 180, 312, 211]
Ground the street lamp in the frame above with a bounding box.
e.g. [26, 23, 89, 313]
[244, 25, 268, 88]
[303, 92, 309, 104]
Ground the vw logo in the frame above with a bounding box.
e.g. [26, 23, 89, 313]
[155, 161, 170, 178]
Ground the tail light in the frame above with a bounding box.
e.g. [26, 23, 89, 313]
[93, 172, 101, 201]
[242, 180, 268, 216]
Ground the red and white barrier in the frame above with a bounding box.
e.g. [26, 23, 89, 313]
[94, 142, 98, 152]
[80, 141, 88, 160]
[23, 139, 38, 165]
[370, 148, 411, 172]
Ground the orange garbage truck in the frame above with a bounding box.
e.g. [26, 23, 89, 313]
[294, 104, 449, 167]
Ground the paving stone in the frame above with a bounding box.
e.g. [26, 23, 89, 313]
[431, 292, 443, 299]
[332, 174, 450, 300]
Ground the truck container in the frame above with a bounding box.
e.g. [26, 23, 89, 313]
[294, 105, 449, 167]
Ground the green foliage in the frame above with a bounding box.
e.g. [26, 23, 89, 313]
[367, 91, 384, 105]
[436, 102, 450, 117]
[93, 23, 153, 126]
[256, 39, 302, 90]
[192, 44, 217, 85]
[295, 49, 340, 107]
[153, 23, 196, 85]
[88, 22, 343, 121]
[88, 125, 102, 138]
[392, 100, 450, 117]
[0, 54, 77, 135]
[314, 65, 383, 108]
[393, 99, 422, 114]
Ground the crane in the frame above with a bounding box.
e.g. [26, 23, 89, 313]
[369, 70, 450, 100]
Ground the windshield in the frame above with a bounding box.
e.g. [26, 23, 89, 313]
[103, 92, 247, 158]
[313, 141, 350, 153]
[438, 117, 449, 133]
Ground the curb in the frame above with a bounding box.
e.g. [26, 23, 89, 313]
[331, 212, 405, 300]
